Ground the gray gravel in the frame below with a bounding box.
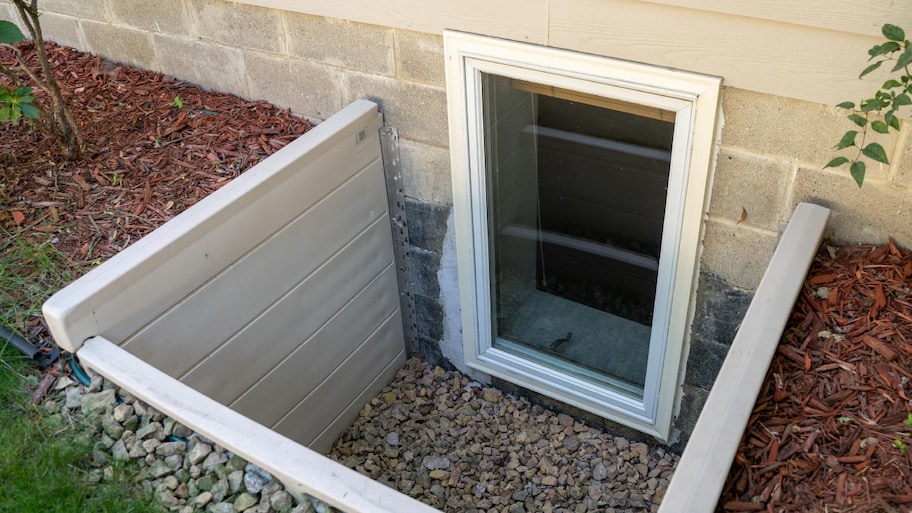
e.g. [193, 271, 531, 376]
[49, 357, 676, 513]
[45, 372, 340, 513]
[327, 358, 677, 513]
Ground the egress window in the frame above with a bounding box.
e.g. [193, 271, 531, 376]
[444, 31, 721, 440]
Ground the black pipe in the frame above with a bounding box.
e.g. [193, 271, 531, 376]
[0, 324, 38, 358]
[0, 325, 60, 368]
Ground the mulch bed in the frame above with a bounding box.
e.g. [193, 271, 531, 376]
[1, 41, 312, 262]
[1, 41, 311, 344]
[720, 241, 912, 512]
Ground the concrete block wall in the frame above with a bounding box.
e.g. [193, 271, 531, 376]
[10, 0, 912, 446]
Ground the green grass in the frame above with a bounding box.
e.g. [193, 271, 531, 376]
[0, 234, 164, 513]
[0, 344, 164, 513]
[0, 231, 74, 338]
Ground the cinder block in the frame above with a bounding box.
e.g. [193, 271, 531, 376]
[0, 3, 16, 28]
[410, 246, 441, 300]
[109, 0, 190, 34]
[415, 294, 444, 342]
[81, 21, 156, 71]
[399, 139, 452, 206]
[190, 0, 283, 53]
[790, 166, 912, 248]
[690, 272, 753, 349]
[344, 72, 447, 147]
[416, 335, 447, 369]
[244, 52, 342, 121]
[284, 12, 394, 75]
[708, 148, 790, 230]
[404, 199, 450, 253]
[153, 35, 248, 97]
[891, 120, 912, 188]
[38, 0, 106, 21]
[670, 384, 710, 452]
[29, 12, 83, 50]
[700, 219, 779, 290]
[684, 335, 729, 391]
[395, 30, 445, 86]
[721, 87, 898, 175]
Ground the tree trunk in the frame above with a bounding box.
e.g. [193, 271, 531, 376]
[12, 0, 85, 159]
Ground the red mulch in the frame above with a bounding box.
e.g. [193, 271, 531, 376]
[1, 41, 311, 345]
[0, 43, 312, 343]
[1, 41, 312, 262]
[720, 241, 912, 512]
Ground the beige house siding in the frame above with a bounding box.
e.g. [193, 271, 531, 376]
[8, 0, 912, 444]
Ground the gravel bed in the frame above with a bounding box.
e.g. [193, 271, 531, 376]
[45, 371, 340, 513]
[47, 357, 677, 513]
[327, 358, 677, 513]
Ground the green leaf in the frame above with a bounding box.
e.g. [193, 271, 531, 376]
[836, 101, 855, 109]
[871, 120, 890, 134]
[8, 105, 21, 125]
[861, 98, 887, 112]
[893, 93, 912, 107]
[850, 161, 866, 187]
[836, 130, 858, 149]
[882, 23, 906, 42]
[13, 86, 32, 97]
[824, 156, 850, 169]
[19, 103, 38, 119]
[0, 106, 9, 123]
[860, 60, 883, 78]
[893, 47, 912, 72]
[848, 113, 868, 127]
[862, 142, 890, 164]
[904, 413, 912, 428]
[869, 41, 901, 59]
[0, 20, 25, 44]
[883, 79, 903, 89]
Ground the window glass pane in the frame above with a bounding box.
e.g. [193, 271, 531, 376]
[483, 73, 675, 398]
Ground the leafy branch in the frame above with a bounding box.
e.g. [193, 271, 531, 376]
[0, 0, 85, 159]
[826, 23, 911, 187]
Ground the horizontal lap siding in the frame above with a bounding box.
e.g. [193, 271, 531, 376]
[121, 158, 390, 376]
[46, 100, 405, 450]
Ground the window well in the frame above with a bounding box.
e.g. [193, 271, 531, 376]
[444, 31, 721, 440]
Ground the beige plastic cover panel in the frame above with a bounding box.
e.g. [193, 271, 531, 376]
[43, 99, 405, 451]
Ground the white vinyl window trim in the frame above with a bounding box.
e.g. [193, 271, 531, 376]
[444, 30, 721, 441]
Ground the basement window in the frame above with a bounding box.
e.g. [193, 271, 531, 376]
[444, 31, 721, 440]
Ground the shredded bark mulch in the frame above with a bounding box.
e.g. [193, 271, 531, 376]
[1, 41, 311, 345]
[720, 241, 912, 512]
[1, 41, 312, 262]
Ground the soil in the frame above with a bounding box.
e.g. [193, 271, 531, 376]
[719, 241, 912, 512]
[4, 42, 911, 512]
[1, 41, 312, 344]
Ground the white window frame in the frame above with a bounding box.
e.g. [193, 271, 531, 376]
[444, 30, 721, 441]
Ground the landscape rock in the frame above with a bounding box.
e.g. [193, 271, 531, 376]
[81, 389, 116, 414]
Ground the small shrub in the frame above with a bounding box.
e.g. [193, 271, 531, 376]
[827, 23, 912, 186]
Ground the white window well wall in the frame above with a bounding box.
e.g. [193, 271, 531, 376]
[444, 31, 721, 440]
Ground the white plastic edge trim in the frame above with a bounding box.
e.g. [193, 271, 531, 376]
[77, 336, 441, 513]
[658, 202, 831, 513]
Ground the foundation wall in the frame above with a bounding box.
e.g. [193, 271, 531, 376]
[9, 0, 912, 445]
